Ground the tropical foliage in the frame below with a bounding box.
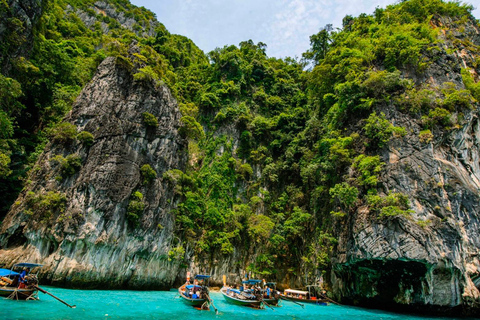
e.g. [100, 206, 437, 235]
[0, 0, 477, 279]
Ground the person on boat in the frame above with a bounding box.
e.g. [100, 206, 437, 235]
[264, 285, 271, 298]
[19, 268, 29, 280]
[18, 268, 30, 288]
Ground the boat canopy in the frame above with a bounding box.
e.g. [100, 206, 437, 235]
[228, 288, 241, 294]
[194, 275, 210, 279]
[185, 285, 202, 290]
[0, 268, 20, 277]
[13, 263, 43, 268]
[266, 282, 276, 286]
[284, 289, 308, 295]
[242, 279, 262, 285]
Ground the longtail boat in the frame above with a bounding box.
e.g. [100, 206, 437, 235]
[220, 287, 263, 308]
[279, 286, 329, 305]
[178, 274, 216, 311]
[263, 282, 280, 306]
[0, 263, 43, 300]
[221, 279, 264, 308]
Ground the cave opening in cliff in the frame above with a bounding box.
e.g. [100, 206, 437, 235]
[4, 226, 27, 249]
[336, 259, 429, 309]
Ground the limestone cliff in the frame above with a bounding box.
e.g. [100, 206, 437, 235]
[331, 15, 480, 316]
[0, 0, 480, 316]
[69, 0, 158, 38]
[0, 55, 188, 289]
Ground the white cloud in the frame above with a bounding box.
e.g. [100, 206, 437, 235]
[266, 0, 331, 58]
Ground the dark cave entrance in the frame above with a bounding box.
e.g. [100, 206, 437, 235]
[335, 259, 430, 308]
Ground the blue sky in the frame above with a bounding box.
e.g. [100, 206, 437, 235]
[130, 0, 480, 59]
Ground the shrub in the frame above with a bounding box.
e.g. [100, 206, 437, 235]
[361, 70, 411, 99]
[461, 68, 480, 101]
[168, 245, 185, 261]
[352, 155, 383, 188]
[0, 152, 12, 178]
[0, 110, 13, 139]
[416, 219, 431, 228]
[284, 207, 312, 239]
[51, 154, 82, 177]
[379, 206, 411, 218]
[179, 116, 205, 140]
[329, 182, 359, 210]
[62, 154, 82, 176]
[142, 112, 159, 128]
[140, 164, 157, 185]
[179, 102, 199, 118]
[133, 66, 159, 83]
[126, 191, 145, 227]
[443, 89, 475, 110]
[367, 192, 413, 218]
[237, 163, 253, 180]
[364, 112, 406, 148]
[248, 214, 274, 242]
[199, 92, 219, 109]
[330, 211, 347, 218]
[418, 129, 433, 143]
[163, 169, 184, 184]
[77, 131, 94, 146]
[397, 88, 435, 114]
[25, 191, 66, 219]
[51, 122, 77, 143]
[422, 107, 451, 127]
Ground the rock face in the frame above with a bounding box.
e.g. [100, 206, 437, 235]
[70, 1, 158, 38]
[0, 0, 45, 73]
[0, 56, 188, 289]
[331, 16, 480, 316]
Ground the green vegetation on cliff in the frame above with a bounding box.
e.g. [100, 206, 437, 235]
[0, 0, 478, 282]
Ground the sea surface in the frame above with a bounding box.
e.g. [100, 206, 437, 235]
[0, 287, 472, 320]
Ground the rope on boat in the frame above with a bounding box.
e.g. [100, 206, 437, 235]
[261, 297, 274, 310]
[6, 288, 19, 300]
[4, 285, 38, 301]
[201, 301, 209, 310]
[26, 292, 39, 301]
[206, 291, 218, 314]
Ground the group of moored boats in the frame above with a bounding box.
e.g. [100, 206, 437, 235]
[1, 263, 331, 312]
[178, 273, 331, 312]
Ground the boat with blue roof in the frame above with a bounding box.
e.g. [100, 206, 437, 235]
[221, 279, 264, 308]
[178, 273, 217, 312]
[0, 262, 43, 300]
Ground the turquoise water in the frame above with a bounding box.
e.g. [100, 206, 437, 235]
[0, 287, 470, 320]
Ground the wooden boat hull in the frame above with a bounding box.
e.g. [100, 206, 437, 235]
[221, 287, 263, 308]
[180, 296, 207, 307]
[279, 294, 328, 305]
[0, 287, 37, 300]
[178, 285, 208, 309]
[263, 297, 279, 306]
